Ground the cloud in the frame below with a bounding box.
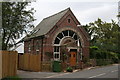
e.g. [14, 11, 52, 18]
[35, 0, 119, 2]
[31, 1, 118, 25]
[74, 3, 118, 25]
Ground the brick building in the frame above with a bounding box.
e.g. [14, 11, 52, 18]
[23, 8, 89, 67]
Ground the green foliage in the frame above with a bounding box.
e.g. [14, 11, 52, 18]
[84, 19, 120, 54]
[96, 59, 113, 66]
[1, 76, 21, 80]
[85, 18, 120, 63]
[90, 46, 119, 63]
[66, 67, 73, 72]
[90, 46, 100, 59]
[1, 2, 35, 50]
[90, 46, 98, 50]
[109, 52, 119, 63]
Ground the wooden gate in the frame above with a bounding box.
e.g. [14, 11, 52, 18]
[0, 51, 18, 79]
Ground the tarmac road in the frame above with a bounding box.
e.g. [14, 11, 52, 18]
[18, 64, 119, 80]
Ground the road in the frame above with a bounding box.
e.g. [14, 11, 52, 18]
[18, 64, 119, 80]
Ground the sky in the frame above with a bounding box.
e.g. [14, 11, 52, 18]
[30, 0, 119, 26]
[16, 0, 120, 53]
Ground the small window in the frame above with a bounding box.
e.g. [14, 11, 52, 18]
[36, 40, 39, 51]
[28, 43, 31, 52]
[68, 19, 71, 23]
[36, 51, 39, 54]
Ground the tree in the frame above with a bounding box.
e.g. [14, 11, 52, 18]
[1, 2, 35, 50]
[84, 18, 120, 54]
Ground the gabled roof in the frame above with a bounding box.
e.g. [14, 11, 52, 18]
[24, 8, 70, 41]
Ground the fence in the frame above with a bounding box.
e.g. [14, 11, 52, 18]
[0, 51, 18, 79]
[42, 61, 52, 72]
[18, 53, 41, 72]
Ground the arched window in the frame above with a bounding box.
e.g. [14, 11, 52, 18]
[53, 30, 81, 61]
[54, 30, 79, 44]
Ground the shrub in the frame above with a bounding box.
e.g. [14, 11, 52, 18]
[96, 59, 113, 66]
[66, 67, 73, 72]
[1, 76, 21, 80]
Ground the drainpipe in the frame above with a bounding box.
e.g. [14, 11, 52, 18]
[40, 36, 44, 71]
[41, 36, 44, 62]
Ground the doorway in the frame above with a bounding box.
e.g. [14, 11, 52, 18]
[69, 49, 77, 66]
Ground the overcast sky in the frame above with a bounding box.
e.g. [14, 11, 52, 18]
[30, 0, 119, 26]
[16, 0, 120, 53]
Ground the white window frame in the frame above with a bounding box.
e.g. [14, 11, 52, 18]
[54, 46, 60, 61]
[28, 43, 31, 52]
[36, 40, 39, 51]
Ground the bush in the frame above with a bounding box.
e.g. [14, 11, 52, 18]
[96, 59, 113, 66]
[66, 67, 73, 72]
[109, 52, 119, 63]
[1, 76, 21, 80]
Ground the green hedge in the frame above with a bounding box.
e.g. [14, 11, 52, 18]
[96, 59, 113, 66]
[90, 46, 119, 64]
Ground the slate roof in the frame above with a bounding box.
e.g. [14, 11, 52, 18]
[23, 8, 70, 41]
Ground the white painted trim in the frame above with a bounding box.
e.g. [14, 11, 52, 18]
[68, 30, 69, 36]
[72, 33, 76, 38]
[57, 37, 61, 40]
[53, 46, 60, 61]
[62, 32, 65, 37]
[59, 36, 72, 45]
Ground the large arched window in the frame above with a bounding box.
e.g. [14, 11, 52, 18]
[54, 30, 81, 60]
[54, 30, 79, 44]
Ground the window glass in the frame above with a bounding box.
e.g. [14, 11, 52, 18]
[74, 34, 78, 40]
[28, 43, 31, 52]
[69, 30, 74, 37]
[68, 19, 70, 23]
[54, 46, 59, 52]
[57, 33, 63, 39]
[63, 30, 68, 36]
[54, 37, 60, 44]
[55, 54, 59, 58]
[36, 51, 39, 54]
